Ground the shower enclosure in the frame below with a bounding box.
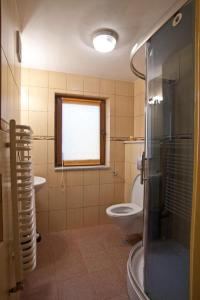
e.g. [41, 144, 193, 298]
[144, 1, 195, 299]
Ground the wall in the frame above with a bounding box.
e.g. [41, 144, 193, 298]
[21, 68, 135, 233]
[134, 79, 145, 138]
[0, 0, 21, 299]
[124, 142, 144, 203]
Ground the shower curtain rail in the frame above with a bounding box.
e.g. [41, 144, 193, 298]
[129, 0, 188, 80]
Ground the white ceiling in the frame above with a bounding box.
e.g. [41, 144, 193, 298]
[17, 0, 180, 81]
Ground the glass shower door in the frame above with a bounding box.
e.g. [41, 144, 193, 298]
[144, 1, 194, 299]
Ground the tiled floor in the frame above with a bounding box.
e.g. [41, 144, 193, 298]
[20, 224, 137, 300]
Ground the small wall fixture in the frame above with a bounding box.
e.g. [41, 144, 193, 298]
[92, 29, 118, 53]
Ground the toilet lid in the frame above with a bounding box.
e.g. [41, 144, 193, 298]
[130, 174, 144, 208]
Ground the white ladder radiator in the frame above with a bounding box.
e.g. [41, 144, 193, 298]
[9, 119, 36, 291]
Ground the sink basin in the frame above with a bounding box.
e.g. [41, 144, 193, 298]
[33, 176, 46, 191]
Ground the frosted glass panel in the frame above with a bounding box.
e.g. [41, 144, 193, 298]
[144, 2, 194, 300]
[62, 103, 100, 161]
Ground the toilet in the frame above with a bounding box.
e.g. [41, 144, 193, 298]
[106, 174, 144, 238]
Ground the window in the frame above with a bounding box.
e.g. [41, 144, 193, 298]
[55, 95, 106, 167]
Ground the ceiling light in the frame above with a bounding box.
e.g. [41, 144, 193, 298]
[93, 29, 118, 53]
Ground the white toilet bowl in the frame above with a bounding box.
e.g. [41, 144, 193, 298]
[106, 174, 144, 237]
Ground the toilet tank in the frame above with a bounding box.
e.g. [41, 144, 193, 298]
[130, 174, 144, 208]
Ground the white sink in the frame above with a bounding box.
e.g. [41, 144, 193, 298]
[33, 176, 46, 191]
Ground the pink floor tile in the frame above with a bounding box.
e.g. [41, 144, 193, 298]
[89, 267, 127, 300]
[23, 264, 56, 290]
[20, 224, 133, 300]
[57, 274, 97, 300]
[83, 251, 114, 273]
[108, 294, 130, 300]
[54, 253, 88, 282]
[20, 282, 58, 300]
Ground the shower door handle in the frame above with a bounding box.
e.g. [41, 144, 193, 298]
[141, 151, 145, 185]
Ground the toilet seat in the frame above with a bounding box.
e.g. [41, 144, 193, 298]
[106, 203, 142, 217]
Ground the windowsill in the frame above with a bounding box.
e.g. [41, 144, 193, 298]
[54, 164, 110, 171]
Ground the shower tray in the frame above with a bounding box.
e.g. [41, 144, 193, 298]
[127, 242, 149, 300]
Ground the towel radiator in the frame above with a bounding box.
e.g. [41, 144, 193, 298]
[9, 120, 36, 292]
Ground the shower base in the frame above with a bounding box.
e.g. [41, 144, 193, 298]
[127, 242, 149, 300]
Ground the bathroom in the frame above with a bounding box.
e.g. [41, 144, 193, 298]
[0, 0, 200, 299]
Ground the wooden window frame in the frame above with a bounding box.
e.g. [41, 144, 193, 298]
[55, 94, 106, 167]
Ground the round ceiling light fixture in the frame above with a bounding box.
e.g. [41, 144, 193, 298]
[92, 29, 118, 53]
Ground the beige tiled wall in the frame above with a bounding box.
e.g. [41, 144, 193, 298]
[1, 0, 21, 299]
[1, 0, 21, 125]
[134, 79, 145, 138]
[21, 68, 135, 233]
[124, 142, 144, 203]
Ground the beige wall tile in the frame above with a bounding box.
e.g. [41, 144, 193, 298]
[115, 116, 133, 137]
[130, 163, 140, 182]
[66, 90, 83, 96]
[125, 162, 131, 184]
[124, 143, 144, 202]
[124, 183, 132, 203]
[99, 169, 114, 184]
[49, 71, 67, 89]
[114, 141, 125, 162]
[116, 95, 134, 117]
[66, 171, 83, 186]
[33, 164, 48, 179]
[35, 185, 48, 212]
[47, 111, 54, 136]
[84, 77, 100, 94]
[134, 79, 145, 97]
[67, 74, 84, 91]
[21, 86, 29, 110]
[47, 164, 61, 187]
[21, 68, 30, 86]
[83, 206, 99, 226]
[114, 162, 125, 183]
[99, 183, 114, 205]
[49, 210, 66, 232]
[21, 110, 29, 125]
[29, 111, 47, 136]
[100, 79, 115, 95]
[36, 212, 49, 233]
[114, 183, 124, 203]
[29, 69, 48, 87]
[67, 186, 83, 208]
[7, 68, 14, 121]
[18, 68, 144, 231]
[1, 52, 8, 121]
[99, 205, 112, 224]
[83, 185, 99, 207]
[134, 116, 145, 138]
[49, 187, 66, 210]
[67, 208, 83, 229]
[110, 116, 116, 137]
[83, 170, 99, 185]
[115, 81, 133, 96]
[110, 142, 115, 162]
[105, 144, 111, 166]
[108, 95, 115, 116]
[32, 140, 48, 164]
[47, 140, 54, 164]
[134, 94, 145, 117]
[125, 143, 143, 163]
[48, 88, 66, 112]
[29, 87, 48, 111]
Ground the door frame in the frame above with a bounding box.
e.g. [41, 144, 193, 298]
[190, 0, 200, 299]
